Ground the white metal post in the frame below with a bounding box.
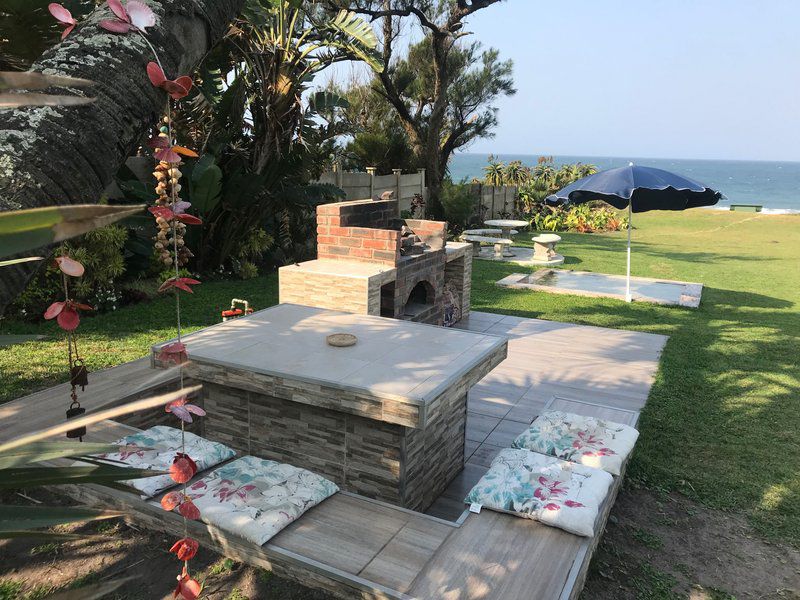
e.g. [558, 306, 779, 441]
[625, 201, 632, 302]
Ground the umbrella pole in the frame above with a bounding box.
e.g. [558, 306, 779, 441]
[625, 202, 632, 302]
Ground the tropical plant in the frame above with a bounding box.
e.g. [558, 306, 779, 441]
[482, 156, 532, 187]
[440, 181, 477, 235]
[517, 156, 599, 214]
[152, 1, 379, 269]
[483, 155, 505, 186]
[529, 203, 628, 233]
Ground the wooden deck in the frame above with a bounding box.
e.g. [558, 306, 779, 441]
[0, 310, 667, 599]
[427, 311, 665, 521]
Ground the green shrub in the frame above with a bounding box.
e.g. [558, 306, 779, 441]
[11, 226, 128, 319]
[531, 203, 627, 233]
[440, 181, 476, 234]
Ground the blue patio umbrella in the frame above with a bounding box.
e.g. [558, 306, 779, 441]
[545, 164, 722, 302]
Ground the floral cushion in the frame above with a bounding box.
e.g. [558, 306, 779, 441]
[511, 410, 639, 476]
[464, 448, 613, 537]
[184, 456, 339, 546]
[97, 426, 236, 497]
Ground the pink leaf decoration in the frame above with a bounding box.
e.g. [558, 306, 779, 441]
[174, 570, 201, 600]
[101, 1, 155, 35]
[159, 277, 201, 294]
[543, 503, 561, 511]
[154, 146, 181, 164]
[175, 213, 202, 225]
[99, 18, 131, 33]
[178, 499, 201, 521]
[564, 500, 584, 508]
[55, 255, 84, 277]
[168, 404, 193, 423]
[169, 537, 199, 561]
[147, 63, 192, 99]
[44, 301, 65, 320]
[149, 206, 201, 225]
[48, 3, 77, 39]
[170, 453, 198, 483]
[166, 397, 205, 423]
[157, 341, 187, 365]
[107, 0, 128, 21]
[57, 305, 80, 331]
[160, 491, 182, 511]
[126, 0, 156, 31]
[146, 62, 167, 87]
[148, 206, 173, 220]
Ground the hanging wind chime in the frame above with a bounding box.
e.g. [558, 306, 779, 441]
[44, 255, 93, 440]
[47, 1, 206, 596]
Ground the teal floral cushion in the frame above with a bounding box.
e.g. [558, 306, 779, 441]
[464, 448, 613, 537]
[511, 411, 638, 475]
[97, 426, 236, 497]
[185, 456, 339, 545]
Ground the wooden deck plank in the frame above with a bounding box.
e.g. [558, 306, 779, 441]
[0, 357, 177, 442]
[272, 493, 414, 574]
[359, 519, 454, 592]
[408, 509, 585, 599]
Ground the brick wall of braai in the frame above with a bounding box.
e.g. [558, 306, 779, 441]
[317, 200, 402, 265]
[389, 249, 446, 325]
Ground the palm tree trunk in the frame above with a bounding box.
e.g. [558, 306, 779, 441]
[0, 0, 244, 313]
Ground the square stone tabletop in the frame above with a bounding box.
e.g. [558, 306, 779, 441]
[152, 303, 507, 408]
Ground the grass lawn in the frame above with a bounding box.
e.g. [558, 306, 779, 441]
[1, 209, 799, 549]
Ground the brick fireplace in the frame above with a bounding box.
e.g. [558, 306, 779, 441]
[279, 198, 472, 326]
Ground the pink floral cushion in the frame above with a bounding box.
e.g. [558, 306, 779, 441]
[465, 448, 613, 537]
[184, 456, 338, 545]
[512, 411, 638, 475]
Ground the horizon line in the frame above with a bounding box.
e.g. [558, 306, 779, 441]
[454, 152, 800, 165]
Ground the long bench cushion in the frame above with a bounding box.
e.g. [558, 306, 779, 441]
[511, 410, 638, 475]
[464, 448, 613, 537]
[97, 425, 236, 497]
[185, 456, 339, 545]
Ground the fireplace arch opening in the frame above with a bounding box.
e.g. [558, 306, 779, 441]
[403, 280, 435, 317]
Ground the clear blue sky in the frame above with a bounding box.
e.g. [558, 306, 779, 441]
[454, 0, 800, 161]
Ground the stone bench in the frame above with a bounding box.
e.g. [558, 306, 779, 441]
[462, 234, 513, 259]
[531, 233, 564, 265]
[463, 228, 519, 237]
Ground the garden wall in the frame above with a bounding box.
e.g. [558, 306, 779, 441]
[315, 169, 427, 214]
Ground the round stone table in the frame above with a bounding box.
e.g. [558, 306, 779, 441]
[531, 233, 565, 265]
[484, 219, 528, 256]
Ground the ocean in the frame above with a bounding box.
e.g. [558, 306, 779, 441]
[449, 153, 800, 213]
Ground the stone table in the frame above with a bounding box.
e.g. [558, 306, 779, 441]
[531, 233, 565, 265]
[484, 219, 529, 256]
[152, 304, 507, 511]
